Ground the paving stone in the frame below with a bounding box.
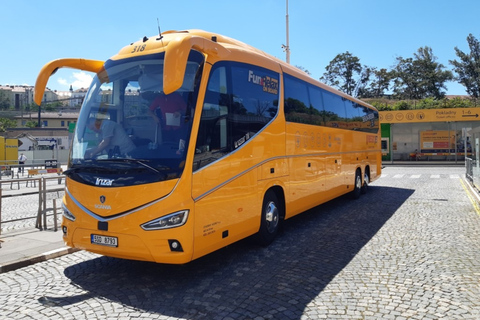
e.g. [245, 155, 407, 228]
[0, 166, 479, 319]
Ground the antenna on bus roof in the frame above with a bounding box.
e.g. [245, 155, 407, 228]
[156, 18, 164, 41]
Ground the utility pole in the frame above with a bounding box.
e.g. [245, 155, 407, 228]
[282, 0, 291, 64]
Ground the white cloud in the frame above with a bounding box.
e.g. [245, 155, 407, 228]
[56, 71, 93, 90]
[71, 71, 93, 89]
[58, 78, 68, 86]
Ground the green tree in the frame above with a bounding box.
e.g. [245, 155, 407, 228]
[450, 33, 480, 98]
[392, 47, 453, 99]
[358, 67, 392, 98]
[295, 65, 311, 76]
[25, 120, 38, 128]
[0, 91, 10, 110]
[393, 101, 412, 110]
[414, 46, 453, 98]
[320, 51, 370, 97]
[43, 101, 62, 111]
[0, 118, 16, 132]
[392, 56, 420, 99]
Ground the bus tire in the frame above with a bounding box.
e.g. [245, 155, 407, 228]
[257, 190, 280, 246]
[351, 170, 362, 200]
[361, 171, 369, 194]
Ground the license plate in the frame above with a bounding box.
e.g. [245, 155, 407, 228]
[91, 234, 118, 247]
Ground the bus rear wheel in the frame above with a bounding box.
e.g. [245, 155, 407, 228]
[361, 171, 369, 194]
[257, 191, 280, 246]
[351, 170, 362, 200]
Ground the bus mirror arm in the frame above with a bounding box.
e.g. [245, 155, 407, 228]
[163, 35, 230, 95]
[34, 58, 105, 105]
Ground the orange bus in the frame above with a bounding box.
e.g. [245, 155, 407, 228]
[34, 29, 381, 264]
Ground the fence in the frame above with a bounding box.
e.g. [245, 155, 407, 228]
[0, 175, 65, 236]
[0, 164, 62, 180]
[466, 157, 474, 182]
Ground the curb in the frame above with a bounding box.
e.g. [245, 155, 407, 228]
[463, 177, 480, 203]
[0, 247, 80, 274]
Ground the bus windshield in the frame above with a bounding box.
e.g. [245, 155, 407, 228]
[68, 50, 204, 187]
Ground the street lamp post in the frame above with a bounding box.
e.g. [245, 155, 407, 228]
[282, 0, 290, 64]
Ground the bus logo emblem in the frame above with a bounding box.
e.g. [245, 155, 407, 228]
[100, 196, 106, 203]
[95, 178, 114, 186]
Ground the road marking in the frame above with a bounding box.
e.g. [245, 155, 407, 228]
[382, 173, 461, 179]
[460, 179, 480, 216]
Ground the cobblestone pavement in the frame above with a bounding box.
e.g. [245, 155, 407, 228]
[0, 181, 64, 233]
[0, 166, 479, 319]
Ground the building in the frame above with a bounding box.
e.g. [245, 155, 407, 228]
[0, 85, 68, 110]
[55, 86, 88, 108]
[380, 107, 479, 162]
[71, 87, 88, 107]
[0, 85, 34, 109]
[3, 128, 71, 163]
[15, 111, 78, 129]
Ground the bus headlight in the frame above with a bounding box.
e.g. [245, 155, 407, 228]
[62, 203, 76, 221]
[141, 210, 189, 230]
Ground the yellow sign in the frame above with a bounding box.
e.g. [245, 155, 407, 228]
[5, 139, 18, 165]
[379, 107, 480, 123]
[420, 130, 455, 152]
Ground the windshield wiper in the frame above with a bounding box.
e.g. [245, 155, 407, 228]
[96, 158, 171, 174]
[63, 162, 116, 177]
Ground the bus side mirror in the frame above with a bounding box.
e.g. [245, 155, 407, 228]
[163, 35, 229, 95]
[34, 58, 104, 105]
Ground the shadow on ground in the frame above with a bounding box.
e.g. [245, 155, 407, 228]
[44, 185, 414, 319]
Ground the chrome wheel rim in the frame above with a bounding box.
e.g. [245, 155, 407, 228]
[265, 201, 279, 233]
[364, 173, 369, 187]
[356, 175, 362, 190]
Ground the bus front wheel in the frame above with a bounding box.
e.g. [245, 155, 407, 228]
[257, 191, 280, 246]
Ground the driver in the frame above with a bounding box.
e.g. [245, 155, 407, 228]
[85, 117, 135, 158]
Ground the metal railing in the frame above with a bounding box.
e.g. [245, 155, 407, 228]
[0, 175, 65, 236]
[466, 157, 474, 182]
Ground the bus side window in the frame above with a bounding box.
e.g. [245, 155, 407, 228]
[229, 65, 278, 148]
[321, 90, 346, 128]
[193, 66, 229, 170]
[284, 74, 311, 124]
[344, 99, 361, 130]
[308, 85, 325, 126]
[194, 62, 279, 171]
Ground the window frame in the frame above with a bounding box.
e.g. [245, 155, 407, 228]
[283, 73, 378, 133]
[193, 61, 280, 171]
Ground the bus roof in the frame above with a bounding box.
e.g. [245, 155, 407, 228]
[35, 29, 376, 111]
[115, 30, 375, 109]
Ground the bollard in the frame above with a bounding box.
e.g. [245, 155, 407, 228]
[36, 178, 43, 230]
[42, 178, 47, 230]
[53, 199, 58, 232]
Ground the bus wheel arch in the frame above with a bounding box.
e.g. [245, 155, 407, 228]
[257, 186, 285, 246]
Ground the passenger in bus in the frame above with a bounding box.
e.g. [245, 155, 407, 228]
[147, 92, 187, 152]
[84, 118, 136, 158]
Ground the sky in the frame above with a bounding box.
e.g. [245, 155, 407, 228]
[0, 0, 478, 96]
